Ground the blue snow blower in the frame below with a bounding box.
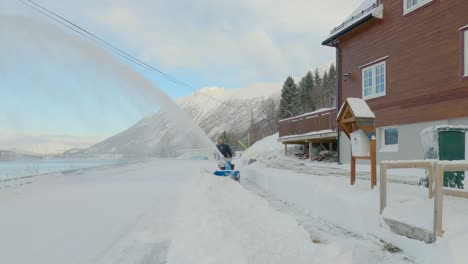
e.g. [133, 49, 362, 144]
[214, 160, 240, 181]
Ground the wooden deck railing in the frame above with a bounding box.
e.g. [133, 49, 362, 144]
[278, 109, 337, 138]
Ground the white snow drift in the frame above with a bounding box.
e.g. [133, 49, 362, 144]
[166, 173, 342, 264]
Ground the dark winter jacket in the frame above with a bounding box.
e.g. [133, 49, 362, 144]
[216, 143, 233, 158]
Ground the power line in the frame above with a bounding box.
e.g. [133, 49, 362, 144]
[18, 0, 237, 107]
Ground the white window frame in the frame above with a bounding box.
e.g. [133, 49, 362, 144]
[380, 127, 399, 153]
[463, 28, 468, 78]
[403, 0, 433, 15]
[361, 61, 386, 100]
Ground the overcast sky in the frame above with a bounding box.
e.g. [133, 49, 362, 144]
[0, 0, 363, 153]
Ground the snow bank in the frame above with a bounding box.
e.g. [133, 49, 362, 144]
[239, 134, 468, 263]
[240, 133, 283, 163]
[166, 174, 344, 264]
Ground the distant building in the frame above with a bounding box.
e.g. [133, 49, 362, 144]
[277, 108, 338, 157]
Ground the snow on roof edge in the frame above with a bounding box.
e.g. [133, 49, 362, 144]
[337, 98, 375, 119]
[278, 129, 336, 141]
[279, 108, 336, 122]
[347, 98, 375, 118]
[420, 125, 468, 136]
[323, 1, 383, 45]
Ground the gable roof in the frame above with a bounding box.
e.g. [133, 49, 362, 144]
[322, 0, 384, 46]
[337, 97, 375, 120]
[337, 98, 376, 138]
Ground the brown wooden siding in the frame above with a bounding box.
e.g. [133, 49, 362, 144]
[337, 0, 468, 127]
[278, 109, 337, 138]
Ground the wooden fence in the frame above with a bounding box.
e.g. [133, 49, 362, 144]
[380, 160, 468, 239]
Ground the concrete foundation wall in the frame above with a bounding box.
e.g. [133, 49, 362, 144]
[339, 118, 468, 164]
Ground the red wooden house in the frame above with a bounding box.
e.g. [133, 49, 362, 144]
[320, 0, 468, 163]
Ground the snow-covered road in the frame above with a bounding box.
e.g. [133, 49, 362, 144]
[0, 159, 211, 264]
[2, 157, 461, 264]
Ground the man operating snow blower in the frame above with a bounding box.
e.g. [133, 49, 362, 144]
[216, 137, 233, 160]
[214, 136, 239, 181]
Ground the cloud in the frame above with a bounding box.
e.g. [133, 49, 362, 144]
[86, 0, 363, 83]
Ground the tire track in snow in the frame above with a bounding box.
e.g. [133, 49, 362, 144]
[241, 177, 417, 264]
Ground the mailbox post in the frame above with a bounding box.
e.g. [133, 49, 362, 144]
[337, 98, 377, 189]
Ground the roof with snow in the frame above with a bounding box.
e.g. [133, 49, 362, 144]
[337, 98, 376, 139]
[338, 98, 375, 119]
[277, 129, 337, 143]
[278, 108, 335, 122]
[322, 0, 383, 46]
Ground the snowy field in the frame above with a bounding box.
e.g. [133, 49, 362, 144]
[0, 159, 196, 264]
[0, 159, 341, 264]
[1, 139, 468, 263]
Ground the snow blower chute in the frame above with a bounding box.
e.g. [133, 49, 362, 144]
[214, 159, 240, 181]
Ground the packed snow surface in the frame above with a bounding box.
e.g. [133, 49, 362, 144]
[166, 174, 338, 264]
[3, 133, 468, 264]
[0, 159, 200, 264]
[0, 159, 344, 264]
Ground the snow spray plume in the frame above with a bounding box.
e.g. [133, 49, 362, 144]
[0, 15, 217, 156]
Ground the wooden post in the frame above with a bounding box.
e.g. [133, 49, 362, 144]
[380, 163, 387, 214]
[370, 138, 377, 189]
[309, 141, 313, 160]
[284, 144, 288, 156]
[351, 155, 356, 185]
[433, 164, 444, 237]
[329, 142, 333, 151]
[428, 165, 434, 199]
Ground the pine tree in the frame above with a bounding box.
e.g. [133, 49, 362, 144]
[298, 71, 316, 113]
[327, 64, 337, 108]
[313, 69, 323, 109]
[279, 76, 301, 119]
[322, 71, 329, 109]
[293, 83, 303, 115]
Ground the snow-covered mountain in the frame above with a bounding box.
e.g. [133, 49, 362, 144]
[78, 63, 334, 158]
[177, 83, 281, 141]
[177, 83, 281, 122]
[77, 83, 280, 158]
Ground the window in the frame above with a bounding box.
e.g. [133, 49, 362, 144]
[384, 128, 398, 146]
[363, 68, 373, 97]
[380, 127, 399, 152]
[463, 28, 468, 78]
[404, 0, 433, 15]
[361, 61, 386, 99]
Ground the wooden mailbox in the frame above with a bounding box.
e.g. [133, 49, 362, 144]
[337, 98, 377, 189]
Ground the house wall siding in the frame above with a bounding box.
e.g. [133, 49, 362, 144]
[339, 118, 468, 164]
[338, 0, 468, 128]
